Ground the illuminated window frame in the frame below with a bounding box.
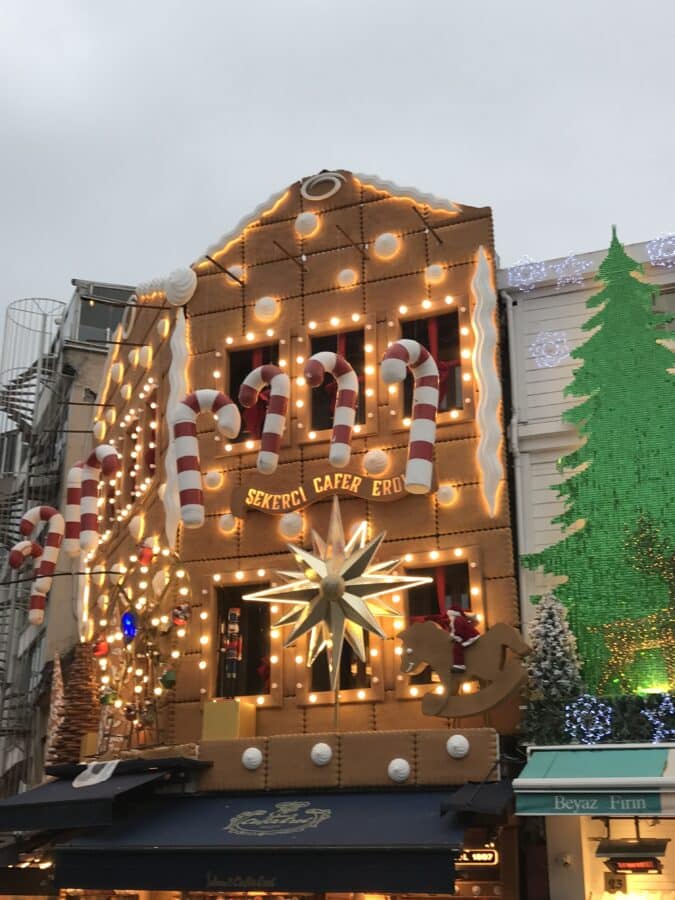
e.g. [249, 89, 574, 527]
[207, 569, 283, 709]
[387, 299, 475, 430]
[394, 545, 484, 701]
[214, 328, 292, 463]
[294, 631, 385, 707]
[295, 315, 379, 444]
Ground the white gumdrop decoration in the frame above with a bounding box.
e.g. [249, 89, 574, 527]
[97, 593, 109, 610]
[129, 515, 143, 541]
[227, 264, 245, 283]
[219, 513, 238, 535]
[436, 484, 457, 507]
[310, 742, 333, 766]
[241, 747, 263, 771]
[93, 420, 106, 441]
[279, 511, 303, 539]
[110, 362, 124, 384]
[104, 408, 116, 425]
[337, 268, 358, 288]
[204, 470, 224, 490]
[363, 449, 389, 475]
[121, 384, 132, 401]
[139, 345, 152, 368]
[295, 212, 319, 237]
[446, 734, 470, 759]
[425, 263, 445, 284]
[374, 232, 400, 260]
[165, 268, 198, 307]
[157, 316, 171, 339]
[254, 296, 280, 322]
[387, 758, 411, 783]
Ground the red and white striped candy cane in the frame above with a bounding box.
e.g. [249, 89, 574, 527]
[80, 445, 120, 552]
[238, 364, 290, 474]
[381, 339, 439, 494]
[17, 506, 65, 625]
[8, 540, 42, 570]
[172, 390, 241, 528]
[304, 352, 358, 467]
[63, 462, 83, 557]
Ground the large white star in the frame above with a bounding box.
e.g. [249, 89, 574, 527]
[244, 497, 432, 689]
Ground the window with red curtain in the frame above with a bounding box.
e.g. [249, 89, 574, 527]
[406, 562, 471, 685]
[401, 311, 461, 415]
[309, 330, 365, 432]
[227, 343, 279, 443]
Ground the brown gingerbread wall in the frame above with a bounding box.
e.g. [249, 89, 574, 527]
[87, 171, 519, 752]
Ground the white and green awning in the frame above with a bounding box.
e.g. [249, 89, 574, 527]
[513, 744, 675, 816]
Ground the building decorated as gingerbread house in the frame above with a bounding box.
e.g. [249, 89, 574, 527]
[0, 171, 528, 899]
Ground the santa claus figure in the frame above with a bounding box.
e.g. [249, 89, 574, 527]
[447, 604, 481, 671]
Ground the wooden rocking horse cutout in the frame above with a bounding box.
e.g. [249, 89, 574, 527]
[399, 620, 530, 718]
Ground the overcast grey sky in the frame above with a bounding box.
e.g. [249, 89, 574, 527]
[1, 0, 673, 305]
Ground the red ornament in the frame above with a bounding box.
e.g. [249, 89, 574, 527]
[138, 544, 154, 566]
[93, 639, 109, 658]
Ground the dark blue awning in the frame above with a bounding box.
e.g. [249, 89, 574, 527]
[55, 791, 463, 893]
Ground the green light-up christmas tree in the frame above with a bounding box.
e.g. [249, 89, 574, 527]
[523, 229, 675, 694]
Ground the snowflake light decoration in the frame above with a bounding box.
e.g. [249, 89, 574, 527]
[564, 693, 612, 744]
[529, 330, 571, 369]
[244, 497, 432, 690]
[507, 256, 547, 293]
[552, 254, 593, 290]
[647, 233, 675, 269]
[642, 694, 675, 743]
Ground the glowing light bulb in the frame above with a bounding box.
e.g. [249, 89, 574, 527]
[246, 332, 255, 342]
[308, 431, 316, 439]
[357, 689, 366, 699]
[177, 628, 186, 638]
[212, 370, 221, 378]
[296, 355, 305, 365]
[429, 550, 439, 560]
[309, 693, 317, 704]
[394, 620, 404, 630]
[198, 659, 207, 670]
[308, 321, 317, 330]
[171, 650, 180, 659]
[330, 316, 340, 327]
[200, 611, 208, 620]
[199, 635, 208, 646]
[257, 568, 266, 577]
[410, 686, 419, 697]
[235, 571, 244, 581]
[422, 299, 432, 309]
[454, 547, 464, 557]
[398, 305, 408, 315]
[295, 654, 304, 664]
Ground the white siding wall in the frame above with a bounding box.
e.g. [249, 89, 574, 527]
[500, 240, 675, 628]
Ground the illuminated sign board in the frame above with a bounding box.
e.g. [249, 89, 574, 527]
[456, 848, 500, 867]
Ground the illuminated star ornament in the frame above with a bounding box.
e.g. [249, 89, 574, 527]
[244, 497, 432, 689]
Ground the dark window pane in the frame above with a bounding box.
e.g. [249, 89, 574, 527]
[227, 344, 279, 443]
[401, 312, 461, 414]
[78, 300, 124, 343]
[310, 330, 365, 431]
[311, 632, 371, 692]
[216, 585, 271, 697]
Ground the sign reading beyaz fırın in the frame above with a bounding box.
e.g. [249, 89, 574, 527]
[516, 792, 661, 816]
[231, 470, 413, 517]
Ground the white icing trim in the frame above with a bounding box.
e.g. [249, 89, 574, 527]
[199, 187, 290, 262]
[353, 172, 461, 213]
[471, 246, 503, 517]
[163, 309, 189, 549]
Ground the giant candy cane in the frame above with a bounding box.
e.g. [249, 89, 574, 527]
[381, 339, 439, 494]
[8, 540, 42, 570]
[14, 506, 65, 625]
[238, 364, 290, 474]
[172, 390, 241, 528]
[63, 462, 83, 557]
[304, 352, 358, 467]
[80, 445, 120, 552]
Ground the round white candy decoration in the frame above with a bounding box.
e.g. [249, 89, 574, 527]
[363, 449, 389, 475]
[93, 420, 106, 441]
[446, 734, 470, 759]
[337, 268, 358, 288]
[241, 747, 263, 771]
[104, 408, 116, 425]
[139, 345, 153, 368]
[425, 263, 445, 284]
[157, 316, 170, 339]
[110, 362, 124, 384]
[165, 268, 198, 307]
[254, 296, 280, 323]
[279, 511, 303, 539]
[204, 470, 224, 490]
[219, 513, 238, 535]
[97, 592, 109, 610]
[295, 212, 319, 237]
[374, 232, 400, 260]
[120, 383, 132, 401]
[436, 484, 457, 507]
[387, 757, 411, 783]
[310, 742, 333, 766]
[227, 264, 245, 284]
